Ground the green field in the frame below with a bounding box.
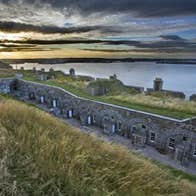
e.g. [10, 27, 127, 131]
[0, 97, 196, 196]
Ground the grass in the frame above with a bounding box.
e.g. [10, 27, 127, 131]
[23, 74, 196, 119]
[1, 68, 196, 119]
[0, 97, 196, 196]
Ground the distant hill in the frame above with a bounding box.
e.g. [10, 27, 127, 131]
[2, 58, 196, 65]
[0, 61, 12, 69]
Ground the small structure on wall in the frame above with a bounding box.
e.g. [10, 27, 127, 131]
[190, 94, 196, 102]
[87, 86, 107, 96]
[109, 74, 117, 80]
[37, 73, 48, 81]
[41, 68, 45, 73]
[153, 78, 163, 91]
[49, 67, 56, 79]
[69, 68, 76, 78]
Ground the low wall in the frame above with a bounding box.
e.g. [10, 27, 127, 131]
[146, 88, 186, 99]
[124, 85, 144, 93]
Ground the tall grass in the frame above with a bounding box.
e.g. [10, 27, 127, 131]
[105, 94, 196, 118]
[0, 99, 196, 195]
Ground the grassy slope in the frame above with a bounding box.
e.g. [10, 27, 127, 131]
[23, 74, 196, 119]
[0, 98, 196, 196]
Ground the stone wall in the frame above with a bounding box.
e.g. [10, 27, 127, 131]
[124, 85, 144, 93]
[1, 78, 196, 166]
[146, 88, 186, 99]
[0, 78, 13, 94]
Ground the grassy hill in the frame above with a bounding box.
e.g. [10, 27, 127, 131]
[0, 97, 196, 196]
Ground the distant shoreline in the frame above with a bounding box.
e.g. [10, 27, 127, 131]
[1, 58, 196, 65]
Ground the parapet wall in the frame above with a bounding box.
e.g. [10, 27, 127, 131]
[1, 78, 196, 166]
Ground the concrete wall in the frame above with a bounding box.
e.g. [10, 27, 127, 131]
[1, 78, 196, 166]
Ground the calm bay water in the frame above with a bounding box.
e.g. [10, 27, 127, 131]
[12, 62, 196, 98]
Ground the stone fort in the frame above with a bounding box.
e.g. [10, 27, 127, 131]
[0, 78, 196, 167]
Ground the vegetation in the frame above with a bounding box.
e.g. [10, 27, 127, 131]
[88, 79, 137, 95]
[0, 68, 16, 78]
[0, 98, 196, 196]
[1, 68, 196, 119]
[22, 70, 196, 119]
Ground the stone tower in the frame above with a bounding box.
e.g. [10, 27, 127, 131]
[153, 78, 163, 91]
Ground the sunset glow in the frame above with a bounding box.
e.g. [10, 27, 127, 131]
[0, 0, 195, 59]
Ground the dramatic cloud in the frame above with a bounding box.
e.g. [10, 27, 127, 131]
[6, 0, 195, 17]
[0, 0, 195, 58]
[0, 21, 109, 34]
[160, 35, 186, 41]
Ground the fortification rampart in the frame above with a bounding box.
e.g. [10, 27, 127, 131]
[1, 78, 196, 167]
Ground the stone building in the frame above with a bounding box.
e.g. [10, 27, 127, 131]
[153, 78, 163, 91]
[147, 78, 186, 99]
[1, 78, 196, 167]
[87, 86, 107, 96]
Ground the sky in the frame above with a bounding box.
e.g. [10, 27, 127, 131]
[0, 0, 196, 59]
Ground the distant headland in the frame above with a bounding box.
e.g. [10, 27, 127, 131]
[1, 58, 196, 65]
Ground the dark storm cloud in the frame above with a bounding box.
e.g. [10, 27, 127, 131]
[160, 35, 186, 41]
[0, 21, 110, 34]
[15, 0, 196, 17]
[1, 39, 139, 45]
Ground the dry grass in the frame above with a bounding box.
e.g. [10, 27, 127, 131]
[0, 98, 196, 195]
[107, 93, 196, 116]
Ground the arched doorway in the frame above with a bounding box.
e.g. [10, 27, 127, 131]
[67, 109, 73, 118]
[40, 96, 45, 104]
[52, 99, 57, 108]
[87, 115, 92, 125]
[29, 92, 35, 100]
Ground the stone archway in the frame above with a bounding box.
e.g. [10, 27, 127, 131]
[29, 92, 36, 100]
[126, 118, 149, 147]
[10, 79, 19, 92]
[99, 109, 123, 135]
